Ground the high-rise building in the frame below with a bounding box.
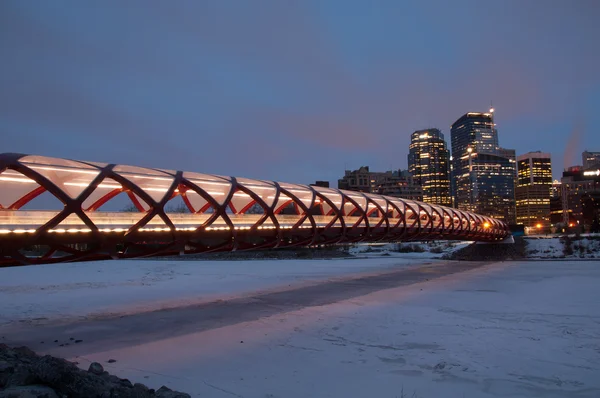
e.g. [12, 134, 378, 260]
[582, 151, 600, 169]
[515, 152, 552, 228]
[407, 129, 452, 206]
[450, 111, 516, 223]
[454, 151, 516, 222]
[451, 112, 498, 157]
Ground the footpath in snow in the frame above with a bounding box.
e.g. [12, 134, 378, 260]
[0, 256, 437, 326]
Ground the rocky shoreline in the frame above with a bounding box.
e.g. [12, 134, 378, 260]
[0, 344, 190, 398]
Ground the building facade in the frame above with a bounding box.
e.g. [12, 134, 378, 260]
[310, 181, 330, 188]
[374, 170, 423, 201]
[450, 112, 516, 223]
[515, 152, 552, 228]
[582, 151, 600, 169]
[407, 129, 452, 206]
[454, 152, 516, 222]
[338, 166, 396, 193]
[559, 165, 600, 230]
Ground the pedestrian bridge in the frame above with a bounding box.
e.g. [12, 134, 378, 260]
[0, 153, 510, 266]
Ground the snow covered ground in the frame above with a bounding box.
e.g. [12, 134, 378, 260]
[525, 236, 600, 259]
[348, 241, 472, 258]
[2, 257, 599, 398]
[0, 256, 437, 326]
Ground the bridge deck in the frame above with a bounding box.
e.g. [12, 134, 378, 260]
[0, 153, 511, 266]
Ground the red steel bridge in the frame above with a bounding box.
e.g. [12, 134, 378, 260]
[0, 153, 510, 266]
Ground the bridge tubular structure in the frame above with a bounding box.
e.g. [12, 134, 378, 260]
[0, 153, 510, 266]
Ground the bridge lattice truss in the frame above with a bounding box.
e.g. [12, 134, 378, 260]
[0, 154, 509, 266]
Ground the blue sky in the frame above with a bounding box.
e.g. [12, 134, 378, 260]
[1, 0, 599, 183]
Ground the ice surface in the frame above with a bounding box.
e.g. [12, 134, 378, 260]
[72, 261, 599, 398]
[0, 256, 435, 325]
[2, 257, 599, 398]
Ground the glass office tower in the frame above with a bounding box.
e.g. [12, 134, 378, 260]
[408, 129, 452, 206]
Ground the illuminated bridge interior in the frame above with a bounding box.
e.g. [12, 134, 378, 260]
[0, 153, 510, 266]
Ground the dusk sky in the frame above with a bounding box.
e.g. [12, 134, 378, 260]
[1, 0, 599, 184]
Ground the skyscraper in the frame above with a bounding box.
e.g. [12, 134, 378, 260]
[408, 129, 452, 206]
[516, 152, 552, 229]
[451, 112, 498, 157]
[451, 111, 516, 223]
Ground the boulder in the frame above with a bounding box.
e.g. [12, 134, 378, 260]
[88, 362, 104, 375]
[0, 345, 190, 398]
[155, 386, 192, 398]
[0, 385, 59, 398]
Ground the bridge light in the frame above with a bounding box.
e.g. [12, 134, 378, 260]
[536, 223, 542, 229]
[483, 222, 490, 229]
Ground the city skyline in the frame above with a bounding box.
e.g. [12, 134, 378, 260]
[1, 1, 599, 187]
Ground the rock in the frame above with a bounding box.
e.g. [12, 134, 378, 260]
[434, 361, 446, 370]
[5, 365, 38, 387]
[11, 347, 36, 359]
[107, 359, 117, 364]
[0, 360, 14, 388]
[134, 383, 151, 392]
[0, 345, 189, 398]
[0, 360, 14, 372]
[0, 385, 59, 398]
[156, 386, 191, 398]
[120, 378, 133, 388]
[74, 340, 83, 344]
[33, 355, 102, 396]
[88, 362, 104, 375]
[104, 374, 121, 384]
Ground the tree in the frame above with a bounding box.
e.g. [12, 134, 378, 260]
[244, 202, 265, 214]
[121, 203, 139, 212]
[591, 217, 600, 234]
[165, 202, 190, 213]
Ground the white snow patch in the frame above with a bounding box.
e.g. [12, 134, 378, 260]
[525, 236, 600, 259]
[348, 241, 472, 259]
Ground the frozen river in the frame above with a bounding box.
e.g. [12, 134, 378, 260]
[1, 257, 599, 398]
